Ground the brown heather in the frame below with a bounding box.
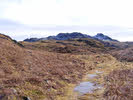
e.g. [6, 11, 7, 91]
[104, 69, 133, 100]
[111, 47, 133, 62]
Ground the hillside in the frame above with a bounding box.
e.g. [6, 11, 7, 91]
[0, 34, 105, 100]
[21, 38, 106, 54]
[111, 47, 133, 62]
[0, 34, 133, 100]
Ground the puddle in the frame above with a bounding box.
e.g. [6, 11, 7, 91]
[74, 70, 103, 97]
[95, 70, 103, 74]
[74, 82, 102, 95]
[87, 74, 98, 78]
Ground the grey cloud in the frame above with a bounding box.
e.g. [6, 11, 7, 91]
[0, 18, 132, 41]
[0, 18, 22, 26]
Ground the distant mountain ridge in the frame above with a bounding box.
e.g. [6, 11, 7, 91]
[93, 33, 118, 42]
[47, 32, 92, 40]
[24, 32, 118, 42]
[24, 37, 47, 42]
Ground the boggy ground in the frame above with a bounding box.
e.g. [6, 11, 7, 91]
[0, 34, 133, 100]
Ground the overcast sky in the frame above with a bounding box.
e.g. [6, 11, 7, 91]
[0, 0, 133, 41]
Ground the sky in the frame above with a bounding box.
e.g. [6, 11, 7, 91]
[0, 0, 133, 41]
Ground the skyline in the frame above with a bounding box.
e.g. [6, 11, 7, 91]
[0, 0, 133, 41]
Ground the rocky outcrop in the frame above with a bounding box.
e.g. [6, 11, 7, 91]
[47, 32, 92, 40]
[93, 33, 118, 42]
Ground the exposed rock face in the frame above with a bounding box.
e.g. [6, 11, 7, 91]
[23, 96, 31, 100]
[93, 33, 118, 42]
[47, 32, 92, 40]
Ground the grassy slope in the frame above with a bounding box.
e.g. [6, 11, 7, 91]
[0, 34, 133, 100]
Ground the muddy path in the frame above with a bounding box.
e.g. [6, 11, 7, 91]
[69, 59, 133, 100]
[55, 54, 133, 100]
[73, 69, 105, 100]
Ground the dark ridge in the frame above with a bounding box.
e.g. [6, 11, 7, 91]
[23, 32, 118, 42]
